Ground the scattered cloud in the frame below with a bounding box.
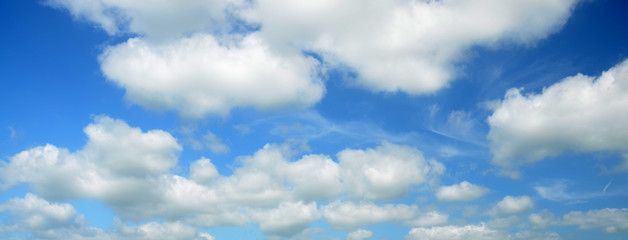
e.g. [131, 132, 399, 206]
[203, 131, 230, 154]
[247, 0, 579, 95]
[488, 59, 628, 176]
[0, 117, 446, 237]
[0, 193, 214, 240]
[47, 0, 580, 116]
[321, 201, 418, 230]
[436, 181, 490, 202]
[100, 34, 324, 118]
[488, 196, 534, 216]
[562, 208, 628, 233]
[407, 224, 561, 240]
[407, 224, 502, 240]
[528, 210, 557, 230]
[346, 229, 372, 240]
[337, 142, 444, 200]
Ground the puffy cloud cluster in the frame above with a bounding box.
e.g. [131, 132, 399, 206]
[562, 208, 628, 233]
[99, 34, 324, 118]
[321, 201, 447, 230]
[0, 116, 444, 237]
[488, 196, 534, 216]
[46, 0, 580, 117]
[407, 224, 501, 240]
[488, 59, 628, 176]
[407, 224, 562, 240]
[346, 229, 373, 240]
[0, 194, 214, 240]
[436, 181, 490, 202]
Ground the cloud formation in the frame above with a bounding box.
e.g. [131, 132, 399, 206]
[488, 196, 534, 216]
[100, 34, 324, 117]
[0, 194, 215, 240]
[46, 0, 580, 116]
[436, 181, 490, 202]
[0, 116, 444, 237]
[488, 59, 628, 176]
[562, 208, 628, 233]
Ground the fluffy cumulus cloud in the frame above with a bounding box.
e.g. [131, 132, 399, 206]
[407, 224, 502, 240]
[46, 0, 580, 117]
[337, 142, 444, 200]
[45, 0, 235, 38]
[529, 210, 557, 230]
[562, 208, 628, 233]
[0, 194, 78, 234]
[346, 229, 373, 240]
[0, 116, 444, 238]
[249, 201, 320, 237]
[407, 224, 561, 240]
[488, 59, 628, 175]
[436, 181, 490, 202]
[321, 201, 448, 230]
[322, 201, 418, 230]
[488, 196, 534, 216]
[247, 0, 579, 94]
[0, 194, 214, 240]
[100, 34, 324, 118]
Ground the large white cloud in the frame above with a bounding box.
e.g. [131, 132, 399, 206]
[0, 117, 444, 237]
[0, 194, 215, 240]
[488, 59, 628, 175]
[436, 181, 490, 202]
[337, 142, 444, 200]
[100, 34, 324, 118]
[47, 0, 580, 117]
[321, 201, 448, 230]
[562, 208, 628, 233]
[346, 229, 373, 240]
[249, 201, 320, 237]
[488, 196, 534, 217]
[246, 0, 579, 94]
[407, 224, 561, 240]
[407, 224, 502, 240]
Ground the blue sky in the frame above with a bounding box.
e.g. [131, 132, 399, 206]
[1, 0, 628, 239]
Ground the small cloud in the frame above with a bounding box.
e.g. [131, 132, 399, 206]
[487, 196, 534, 217]
[436, 181, 490, 202]
[203, 131, 229, 154]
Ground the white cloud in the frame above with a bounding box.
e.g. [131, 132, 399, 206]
[250, 201, 320, 237]
[47, 0, 580, 117]
[45, 0, 235, 38]
[488, 196, 534, 216]
[337, 142, 444, 200]
[190, 158, 220, 185]
[529, 210, 556, 230]
[346, 229, 372, 240]
[488, 59, 628, 175]
[562, 208, 628, 233]
[246, 0, 579, 95]
[407, 224, 561, 240]
[404, 211, 449, 227]
[111, 220, 199, 240]
[203, 131, 230, 154]
[321, 201, 449, 230]
[436, 181, 490, 202]
[407, 224, 502, 240]
[0, 193, 77, 232]
[0, 117, 447, 237]
[487, 216, 524, 229]
[322, 201, 418, 230]
[100, 34, 324, 118]
[0, 116, 182, 201]
[82, 116, 182, 177]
